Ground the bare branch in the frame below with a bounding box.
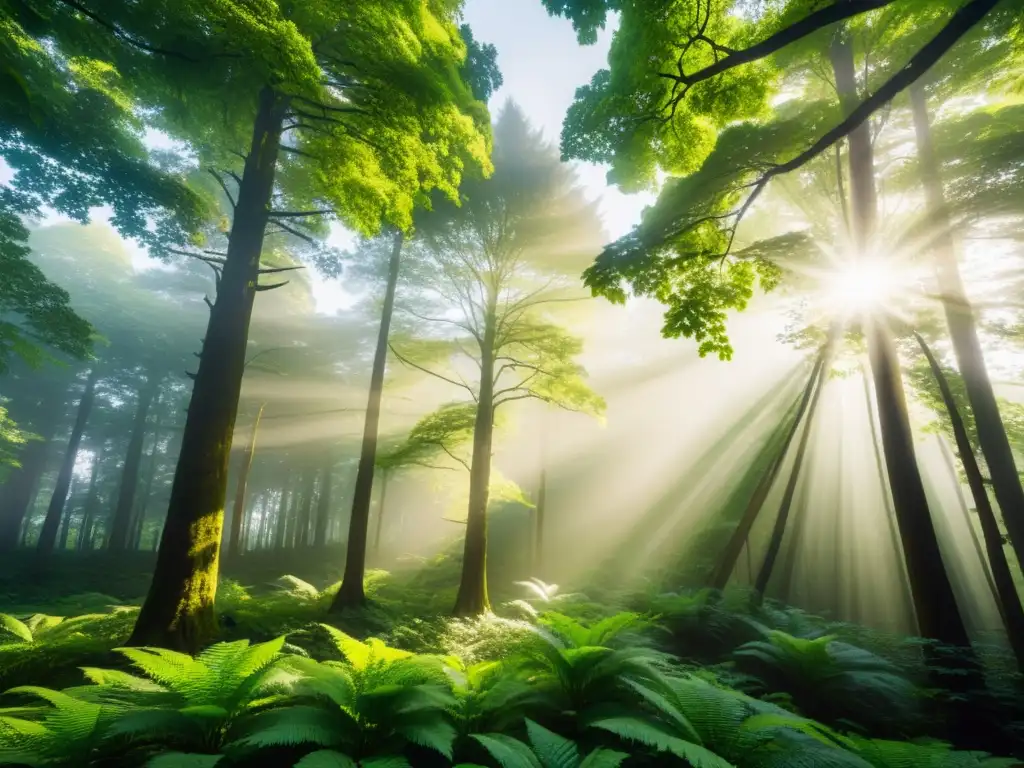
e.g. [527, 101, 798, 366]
[435, 442, 471, 472]
[207, 168, 236, 209]
[388, 343, 477, 396]
[258, 264, 306, 275]
[268, 220, 319, 247]
[256, 280, 290, 292]
[269, 209, 335, 219]
[279, 145, 321, 161]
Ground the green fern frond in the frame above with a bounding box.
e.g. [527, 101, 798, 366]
[524, 718, 579, 768]
[586, 716, 735, 767]
[0, 614, 33, 644]
[228, 704, 344, 750]
[394, 717, 457, 758]
[471, 732, 543, 768]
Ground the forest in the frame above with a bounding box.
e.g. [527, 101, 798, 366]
[1, 0, 1024, 765]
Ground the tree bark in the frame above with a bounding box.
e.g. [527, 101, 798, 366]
[129, 86, 289, 652]
[755, 346, 829, 597]
[37, 368, 98, 555]
[916, 332, 1024, 671]
[453, 292, 498, 616]
[314, 453, 334, 548]
[372, 469, 389, 556]
[334, 232, 404, 608]
[108, 377, 160, 551]
[831, 30, 971, 649]
[709, 354, 823, 590]
[910, 83, 1024, 569]
[228, 403, 264, 558]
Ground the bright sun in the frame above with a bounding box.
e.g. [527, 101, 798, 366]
[823, 259, 902, 317]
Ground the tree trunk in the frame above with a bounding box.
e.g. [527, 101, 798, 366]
[0, 406, 59, 550]
[939, 435, 1001, 614]
[37, 368, 98, 555]
[129, 86, 289, 652]
[910, 83, 1024, 569]
[453, 294, 498, 616]
[228, 403, 264, 558]
[108, 377, 160, 551]
[78, 451, 101, 551]
[57, 476, 77, 550]
[334, 232, 404, 609]
[273, 470, 291, 551]
[916, 332, 1024, 670]
[534, 462, 547, 574]
[295, 467, 316, 548]
[314, 454, 334, 548]
[372, 469, 389, 555]
[709, 355, 824, 590]
[755, 345, 829, 597]
[831, 31, 971, 649]
[861, 363, 917, 632]
[132, 417, 165, 551]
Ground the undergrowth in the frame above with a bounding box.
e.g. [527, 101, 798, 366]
[1, 566, 1022, 766]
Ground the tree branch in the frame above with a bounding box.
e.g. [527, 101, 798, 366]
[659, 0, 896, 93]
[268, 209, 334, 218]
[207, 168, 236, 209]
[655, 0, 998, 260]
[255, 280, 289, 291]
[258, 264, 306, 275]
[388, 343, 478, 397]
[268, 220, 318, 247]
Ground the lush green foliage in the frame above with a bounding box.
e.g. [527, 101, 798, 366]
[1, 573, 1021, 766]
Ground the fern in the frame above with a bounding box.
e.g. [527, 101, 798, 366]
[0, 614, 34, 644]
[586, 715, 734, 767]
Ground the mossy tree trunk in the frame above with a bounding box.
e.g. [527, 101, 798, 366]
[910, 83, 1024, 569]
[453, 291, 498, 616]
[228, 403, 264, 558]
[335, 232, 404, 608]
[37, 368, 98, 555]
[108, 376, 160, 551]
[129, 86, 288, 652]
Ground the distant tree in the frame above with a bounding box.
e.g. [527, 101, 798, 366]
[347, 104, 606, 615]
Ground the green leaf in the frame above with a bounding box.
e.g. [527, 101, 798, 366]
[524, 719, 580, 768]
[294, 751, 358, 768]
[471, 733, 544, 768]
[0, 614, 33, 643]
[146, 754, 223, 768]
[578, 750, 629, 768]
[360, 758, 412, 768]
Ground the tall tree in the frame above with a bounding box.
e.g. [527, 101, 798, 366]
[372, 105, 606, 614]
[36, 367, 98, 554]
[107, 375, 161, 551]
[19, 0, 495, 650]
[227, 403, 264, 558]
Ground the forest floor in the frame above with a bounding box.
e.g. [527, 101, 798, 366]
[1, 549, 1023, 767]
